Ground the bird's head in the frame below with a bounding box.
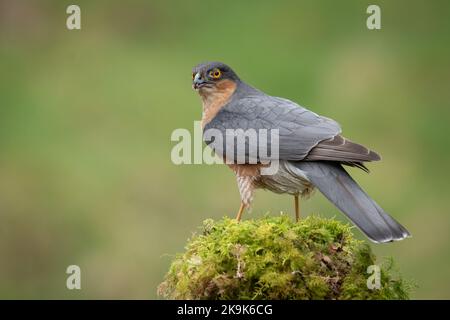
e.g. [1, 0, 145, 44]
[191, 62, 240, 96]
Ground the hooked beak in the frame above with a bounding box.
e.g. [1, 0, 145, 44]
[192, 72, 208, 90]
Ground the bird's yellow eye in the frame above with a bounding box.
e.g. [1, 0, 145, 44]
[192, 72, 196, 80]
[209, 68, 222, 79]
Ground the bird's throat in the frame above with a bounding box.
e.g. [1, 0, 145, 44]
[200, 79, 237, 128]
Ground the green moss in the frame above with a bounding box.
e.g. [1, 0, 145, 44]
[158, 215, 411, 300]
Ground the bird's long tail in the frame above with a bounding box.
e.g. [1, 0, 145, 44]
[293, 161, 410, 243]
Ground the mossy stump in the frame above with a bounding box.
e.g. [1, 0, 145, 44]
[158, 215, 410, 300]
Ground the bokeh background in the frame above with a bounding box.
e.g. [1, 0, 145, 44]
[1, 0, 449, 299]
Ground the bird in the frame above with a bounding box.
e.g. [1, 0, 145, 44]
[191, 61, 410, 243]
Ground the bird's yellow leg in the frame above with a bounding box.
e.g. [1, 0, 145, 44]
[294, 194, 300, 222]
[236, 202, 245, 222]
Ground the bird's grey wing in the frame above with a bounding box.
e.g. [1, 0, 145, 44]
[304, 134, 381, 163]
[203, 95, 341, 162]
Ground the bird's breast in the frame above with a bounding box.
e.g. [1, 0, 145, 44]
[227, 163, 263, 177]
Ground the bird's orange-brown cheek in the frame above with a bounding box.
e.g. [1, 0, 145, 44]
[214, 79, 236, 91]
[199, 79, 236, 97]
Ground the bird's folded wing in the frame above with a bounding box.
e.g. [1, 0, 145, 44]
[203, 94, 342, 161]
[304, 135, 381, 163]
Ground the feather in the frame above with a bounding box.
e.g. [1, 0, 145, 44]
[204, 84, 342, 162]
[305, 135, 381, 163]
[294, 161, 410, 243]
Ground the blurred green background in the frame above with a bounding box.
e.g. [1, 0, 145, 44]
[0, 0, 449, 299]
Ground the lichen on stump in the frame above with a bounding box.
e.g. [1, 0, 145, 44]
[158, 215, 410, 300]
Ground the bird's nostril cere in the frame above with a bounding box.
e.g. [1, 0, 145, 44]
[193, 73, 206, 89]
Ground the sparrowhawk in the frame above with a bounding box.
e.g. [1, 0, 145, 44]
[192, 61, 410, 243]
